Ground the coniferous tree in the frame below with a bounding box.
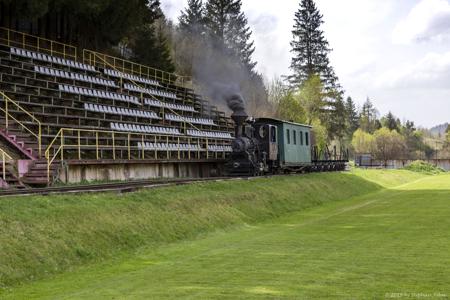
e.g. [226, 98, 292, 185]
[0, 0, 161, 51]
[175, 0, 206, 75]
[179, 0, 205, 34]
[181, 0, 269, 116]
[382, 112, 399, 132]
[289, 0, 338, 90]
[132, 23, 175, 73]
[359, 98, 379, 133]
[131, 2, 175, 73]
[204, 0, 256, 73]
[328, 96, 347, 141]
[345, 96, 359, 137]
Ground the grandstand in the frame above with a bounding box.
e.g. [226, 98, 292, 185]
[0, 27, 234, 188]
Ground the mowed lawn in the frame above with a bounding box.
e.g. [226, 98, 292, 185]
[4, 173, 450, 299]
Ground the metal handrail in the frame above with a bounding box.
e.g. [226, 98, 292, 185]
[0, 91, 42, 156]
[82, 49, 191, 87]
[0, 147, 13, 181]
[0, 27, 77, 61]
[45, 127, 227, 183]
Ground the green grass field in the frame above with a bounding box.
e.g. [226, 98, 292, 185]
[1, 170, 449, 299]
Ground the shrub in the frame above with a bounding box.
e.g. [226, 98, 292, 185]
[403, 160, 445, 174]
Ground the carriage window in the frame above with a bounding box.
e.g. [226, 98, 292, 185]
[270, 126, 276, 142]
[293, 130, 297, 145]
[286, 129, 290, 144]
[305, 132, 309, 146]
[300, 131, 303, 145]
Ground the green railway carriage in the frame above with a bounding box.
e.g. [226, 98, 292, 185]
[227, 113, 347, 176]
[255, 118, 313, 167]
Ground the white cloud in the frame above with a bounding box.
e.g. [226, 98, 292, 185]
[392, 0, 450, 44]
[377, 51, 450, 89]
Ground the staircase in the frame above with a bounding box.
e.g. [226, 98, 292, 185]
[0, 161, 26, 189]
[21, 159, 60, 186]
[0, 118, 40, 160]
[0, 118, 60, 187]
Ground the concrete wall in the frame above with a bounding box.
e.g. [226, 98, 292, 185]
[59, 161, 222, 184]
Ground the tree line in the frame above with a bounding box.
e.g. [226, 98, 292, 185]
[3, 0, 446, 160]
[267, 0, 444, 161]
[0, 0, 174, 71]
[351, 99, 436, 162]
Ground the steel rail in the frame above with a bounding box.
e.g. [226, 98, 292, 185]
[0, 176, 243, 198]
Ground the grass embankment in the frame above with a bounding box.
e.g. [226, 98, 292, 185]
[1, 172, 383, 290]
[3, 170, 450, 299]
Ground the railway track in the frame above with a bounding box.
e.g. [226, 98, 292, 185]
[0, 165, 348, 198]
[0, 177, 238, 197]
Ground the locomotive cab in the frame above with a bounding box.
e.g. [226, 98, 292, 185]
[225, 112, 280, 176]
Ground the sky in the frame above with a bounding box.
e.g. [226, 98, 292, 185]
[161, 0, 450, 128]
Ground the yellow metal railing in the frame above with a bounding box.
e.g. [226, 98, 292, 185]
[0, 27, 77, 61]
[45, 128, 227, 182]
[82, 49, 192, 87]
[0, 27, 192, 88]
[0, 91, 42, 156]
[0, 147, 13, 181]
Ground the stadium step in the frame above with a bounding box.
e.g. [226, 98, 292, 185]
[21, 160, 59, 186]
[0, 118, 40, 160]
[0, 162, 26, 189]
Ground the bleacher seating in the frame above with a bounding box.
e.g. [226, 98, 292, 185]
[110, 123, 180, 135]
[207, 145, 233, 152]
[11, 47, 95, 72]
[0, 40, 234, 166]
[187, 129, 233, 139]
[138, 142, 203, 151]
[59, 84, 140, 104]
[165, 113, 215, 126]
[124, 83, 178, 100]
[84, 103, 159, 119]
[36, 66, 117, 87]
[145, 98, 196, 112]
[104, 69, 160, 87]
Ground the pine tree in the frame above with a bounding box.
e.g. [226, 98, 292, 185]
[179, 0, 205, 35]
[345, 96, 359, 137]
[128, 0, 176, 72]
[204, 0, 256, 72]
[359, 98, 379, 133]
[175, 0, 206, 75]
[328, 96, 347, 141]
[383, 112, 399, 132]
[289, 0, 338, 90]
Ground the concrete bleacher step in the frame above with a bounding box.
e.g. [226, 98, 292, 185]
[21, 160, 58, 186]
[0, 163, 26, 189]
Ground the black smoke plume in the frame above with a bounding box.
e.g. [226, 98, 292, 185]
[209, 82, 246, 115]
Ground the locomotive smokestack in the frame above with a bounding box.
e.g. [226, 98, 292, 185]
[226, 93, 247, 137]
[231, 110, 248, 138]
[208, 83, 247, 137]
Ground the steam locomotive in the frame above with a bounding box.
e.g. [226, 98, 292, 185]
[225, 110, 348, 176]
